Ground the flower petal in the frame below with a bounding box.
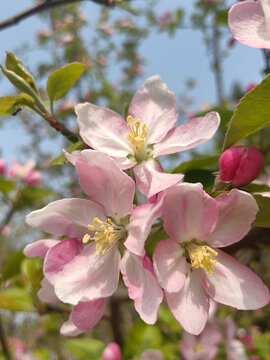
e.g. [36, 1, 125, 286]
[166, 270, 209, 335]
[120, 251, 163, 324]
[201, 250, 270, 310]
[24, 239, 59, 259]
[76, 102, 132, 161]
[44, 238, 83, 283]
[128, 76, 178, 144]
[154, 112, 220, 157]
[38, 278, 59, 303]
[162, 183, 218, 243]
[153, 239, 187, 293]
[75, 150, 135, 220]
[60, 318, 84, 337]
[228, 1, 270, 49]
[71, 299, 106, 330]
[54, 243, 120, 305]
[206, 189, 258, 247]
[26, 198, 106, 241]
[125, 194, 164, 256]
[133, 159, 183, 198]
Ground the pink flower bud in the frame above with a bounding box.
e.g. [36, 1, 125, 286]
[102, 343, 121, 360]
[219, 146, 263, 187]
[24, 171, 43, 186]
[0, 159, 6, 175]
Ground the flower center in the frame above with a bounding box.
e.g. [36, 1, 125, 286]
[194, 344, 204, 353]
[126, 115, 150, 162]
[183, 240, 218, 275]
[83, 217, 126, 256]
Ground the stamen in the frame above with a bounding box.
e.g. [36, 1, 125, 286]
[184, 240, 218, 274]
[126, 115, 149, 161]
[82, 217, 126, 256]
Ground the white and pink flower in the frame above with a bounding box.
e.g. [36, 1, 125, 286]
[75, 76, 220, 197]
[25, 150, 163, 324]
[9, 158, 42, 186]
[153, 183, 269, 335]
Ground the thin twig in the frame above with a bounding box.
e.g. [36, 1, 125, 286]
[0, 314, 11, 360]
[109, 297, 123, 345]
[0, 0, 115, 32]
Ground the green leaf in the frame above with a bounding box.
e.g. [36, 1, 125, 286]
[33, 348, 51, 360]
[2, 250, 24, 280]
[223, 74, 270, 150]
[0, 93, 35, 115]
[252, 195, 270, 228]
[63, 338, 104, 360]
[50, 141, 83, 165]
[172, 155, 219, 174]
[184, 169, 215, 189]
[0, 287, 35, 311]
[17, 187, 54, 209]
[21, 258, 43, 287]
[47, 62, 87, 104]
[5, 52, 38, 93]
[243, 183, 270, 193]
[0, 178, 15, 193]
[123, 320, 162, 358]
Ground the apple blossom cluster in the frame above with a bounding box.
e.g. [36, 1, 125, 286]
[24, 76, 269, 338]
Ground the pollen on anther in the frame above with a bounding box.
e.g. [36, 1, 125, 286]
[83, 234, 90, 244]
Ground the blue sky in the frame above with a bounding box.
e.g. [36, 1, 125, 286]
[0, 0, 265, 161]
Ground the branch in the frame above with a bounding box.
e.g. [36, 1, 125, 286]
[0, 0, 115, 32]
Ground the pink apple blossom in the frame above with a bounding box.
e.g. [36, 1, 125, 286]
[180, 326, 222, 360]
[102, 343, 121, 360]
[0, 158, 6, 175]
[9, 158, 42, 186]
[228, 0, 270, 49]
[24, 238, 107, 336]
[140, 350, 164, 360]
[153, 183, 269, 335]
[219, 146, 264, 187]
[224, 317, 248, 360]
[75, 76, 220, 197]
[26, 150, 163, 324]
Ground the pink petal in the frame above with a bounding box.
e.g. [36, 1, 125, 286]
[24, 239, 59, 259]
[133, 159, 183, 198]
[125, 194, 164, 256]
[201, 250, 270, 309]
[76, 103, 133, 161]
[75, 150, 135, 220]
[120, 251, 163, 324]
[38, 278, 59, 303]
[153, 239, 187, 293]
[128, 76, 178, 144]
[63, 149, 81, 165]
[206, 189, 258, 247]
[71, 299, 106, 330]
[162, 183, 218, 243]
[44, 238, 83, 283]
[200, 326, 222, 346]
[228, 1, 270, 49]
[26, 198, 106, 241]
[140, 350, 164, 360]
[54, 243, 120, 305]
[60, 318, 84, 337]
[166, 270, 209, 335]
[154, 112, 220, 157]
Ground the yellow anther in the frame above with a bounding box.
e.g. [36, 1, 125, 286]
[82, 234, 90, 244]
[126, 115, 148, 160]
[88, 224, 95, 231]
[108, 218, 112, 224]
[194, 344, 204, 353]
[184, 240, 218, 275]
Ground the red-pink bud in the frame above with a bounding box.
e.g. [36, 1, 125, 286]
[102, 343, 121, 360]
[219, 146, 263, 187]
[0, 159, 6, 175]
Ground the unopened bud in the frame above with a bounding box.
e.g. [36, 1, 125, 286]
[219, 145, 263, 188]
[102, 343, 121, 360]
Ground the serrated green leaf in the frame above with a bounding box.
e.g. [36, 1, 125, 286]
[63, 338, 104, 360]
[47, 63, 87, 104]
[0, 178, 15, 192]
[2, 250, 24, 280]
[172, 155, 219, 174]
[50, 141, 83, 165]
[0, 93, 35, 115]
[5, 52, 38, 93]
[0, 287, 35, 311]
[252, 194, 270, 228]
[123, 320, 162, 358]
[223, 74, 270, 150]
